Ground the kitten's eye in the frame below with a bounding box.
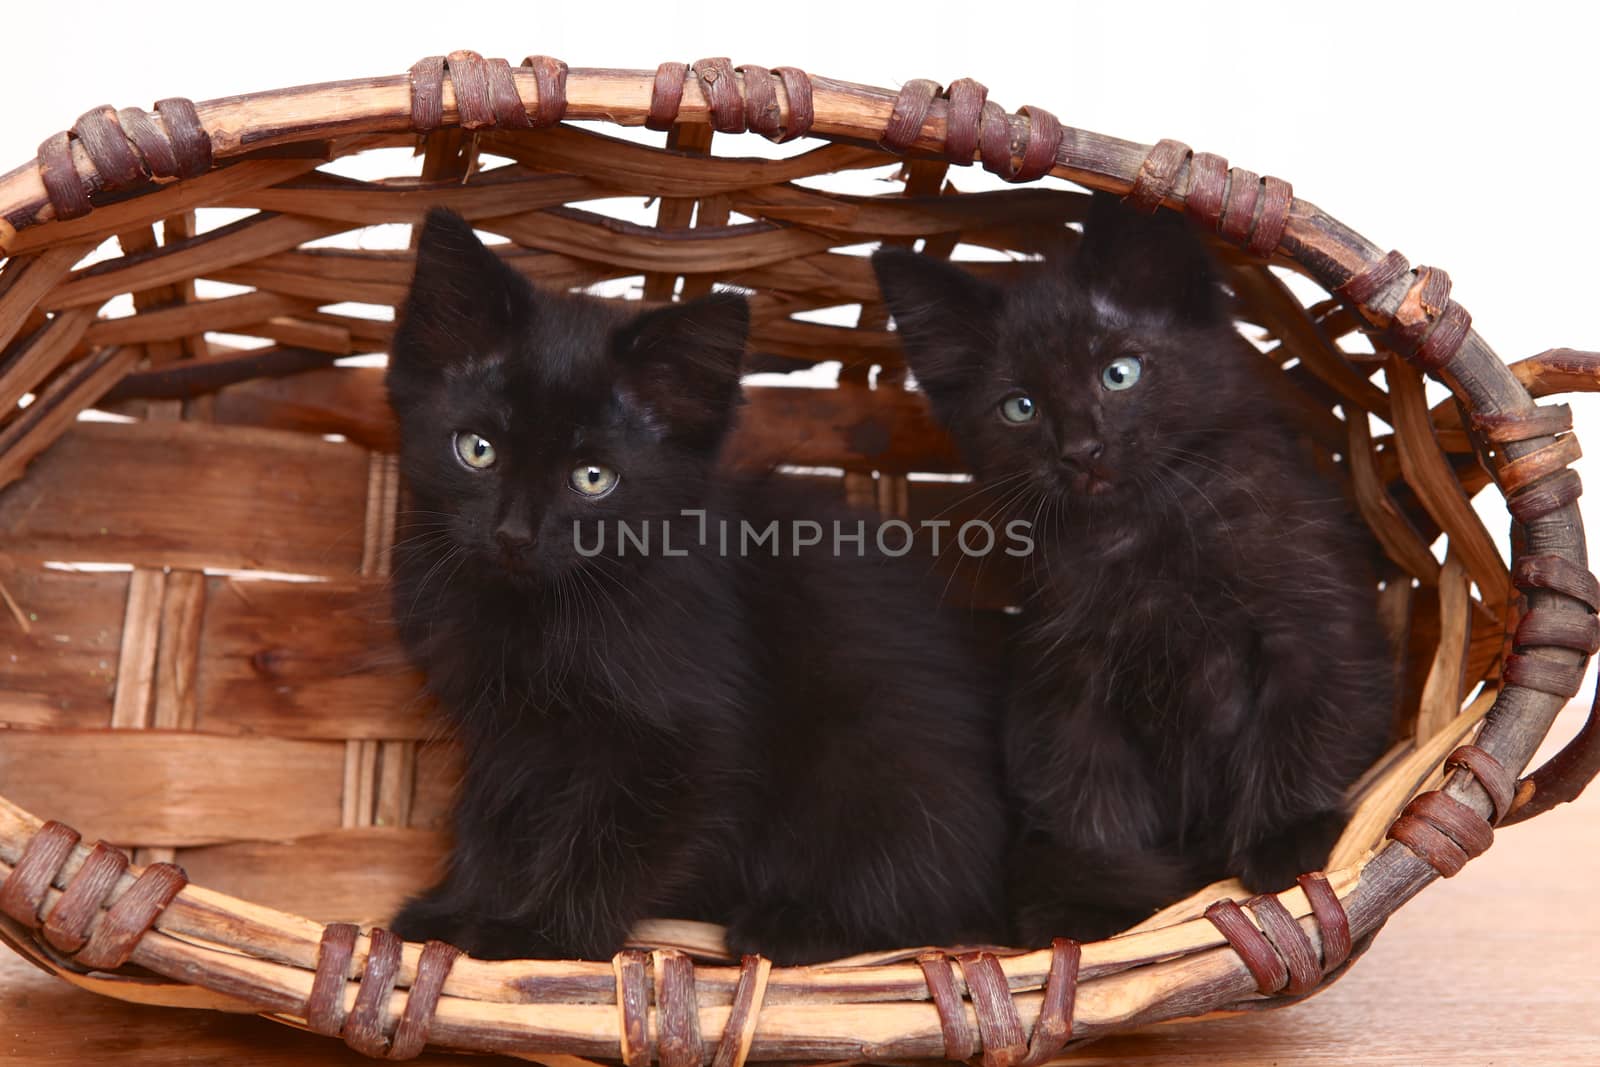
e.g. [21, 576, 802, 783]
[1101, 356, 1143, 391]
[570, 464, 619, 498]
[999, 394, 1038, 424]
[454, 432, 496, 469]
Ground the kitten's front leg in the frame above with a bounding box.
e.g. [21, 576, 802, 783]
[390, 879, 468, 946]
[1222, 633, 1360, 893]
[1004, 696, 1180, 944]
[389, 770, 593, 957]
[1007, 832, 1195, 945]
[507, 772, 716, 960]
[724, 899, 861, 966]
[1232, 809, 1346, 894]
[393, 847, 651, 960]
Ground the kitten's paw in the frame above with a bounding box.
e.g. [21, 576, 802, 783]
[1005, 836, 1190, 945]
[724, 902, 854, 966]
[1012, 900, 1146, 946]
[389, 899, 574, 959]
[389, 895, 461, 945]
[1235, 810, 1346, 893]
[452, 920, 575, 961]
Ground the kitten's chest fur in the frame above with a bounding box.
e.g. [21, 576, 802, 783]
[393, 537, 747, 739]
[1026, 451, 1281, 732]
[1009, 439, 1367, 843]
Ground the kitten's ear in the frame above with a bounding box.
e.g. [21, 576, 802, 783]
[872, 248, 1002, 417]
[393, 208, 528, 369]
[615, 291, 750, 448]
[1071, 192, 1226, 325]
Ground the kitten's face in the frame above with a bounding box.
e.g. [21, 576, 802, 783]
[387, 209, 749, 584]
[874, 194, 1251, 505]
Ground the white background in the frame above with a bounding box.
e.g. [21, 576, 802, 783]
[3, 1, 1596, 706]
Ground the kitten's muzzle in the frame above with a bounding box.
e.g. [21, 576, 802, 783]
[1058, 437, 1105, 469]
[1057, 439, 1114, 494]
[494, 517, 536, 570]
[1057, 438, 1115, 495]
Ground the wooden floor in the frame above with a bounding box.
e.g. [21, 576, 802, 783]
[4, 703, 1597, 1066]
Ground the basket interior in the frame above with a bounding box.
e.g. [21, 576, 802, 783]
[0, 113, 1513, 943]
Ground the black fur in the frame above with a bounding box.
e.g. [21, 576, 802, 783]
[873, 194, 1394, 944]
[385, 208, 1007, 962]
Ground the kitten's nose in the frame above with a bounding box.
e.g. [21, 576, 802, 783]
[494, 516, 534, 561]
[1059, 438, 1105, 471]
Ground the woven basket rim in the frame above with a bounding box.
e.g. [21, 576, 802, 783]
[0, 53, 1594, 1065]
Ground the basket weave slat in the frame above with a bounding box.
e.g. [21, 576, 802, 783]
[0, 55, 1596, 1062]
[193, 577, 422, 740]
[0, 420, 370, 574]
[1, 733, 345, 846]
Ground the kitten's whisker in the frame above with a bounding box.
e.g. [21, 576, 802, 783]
[928, 475, 1036, 605]
[922, 470, 1031, 524]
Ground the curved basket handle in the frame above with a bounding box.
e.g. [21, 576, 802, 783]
[1501, 683, 1599, 826]
[1496, 348, 1600, 824]
[1509, 347, 1600, 399]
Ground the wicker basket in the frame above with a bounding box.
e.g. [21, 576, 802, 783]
[1, 52, 1597, 1064]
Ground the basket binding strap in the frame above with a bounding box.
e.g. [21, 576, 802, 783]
[1493, 433, 1583, 496]
[916, 939, 1079, 1067]
[1514, 605, 1600, 657]
[1339, 249, 1411, 306]
[1473, 402, 1574, 444]
[643, 60, 814, 143]
[1514, 553, 1600, 612]
[1491, 550, 1600, 825]
[0, 820, 79, 926]
[386, 937, 462, 1059]
[1507, 467, 1583, 526]
[42, 842, 130, 953]
[942, 79, 988, 166]
[75, 862, 188, 969]
[654, 948, 706, 1067]
[876, 75, 1059, 183]
[1204, 899, 1289, 994]
[1477, 402, 1581, 506]
[1204, 874, 1353, 997]
[1501, 541, 1592, 707]
[1124, 139, 1291, 256]
[1296, 872, 1352, 974]
[984, 105, 1061, 185]
[1497, 541, 1599, 707]
[733, 65, 814, 143]
[642, 60, 1058, 177]
[611, 949, 652, 1066]
[1023, 938, 1081, 1065]
[1444, 745, 1516, 825]
[307, 922, 463, 1060]
[880, 79, 942, 153]
[343, 927, 405, 1056]
[956, 951, 1028, 1067]
[36, 98, 211, 221]
[710, 954, 772, 1067]
[0, 819, 186, 969]
[1242, 895, 1320, 996]
[307, 922, 360, 1038]
[1124, 138, 1192, 214]
[646, 63, 690, 131]
[617, 947, 763, 1067]
[408, 51, 569, 134]
[918, 952, 979, 1060]
[1335, 250, 1474, 374]
[1387, 789, 1495, 877]
[694, 58, 747, 134]
[521, 56, 572, 127]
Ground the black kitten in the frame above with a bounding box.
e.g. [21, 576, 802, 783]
[385, 208, 1006, 962]
[873, 194, 1394, 944]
